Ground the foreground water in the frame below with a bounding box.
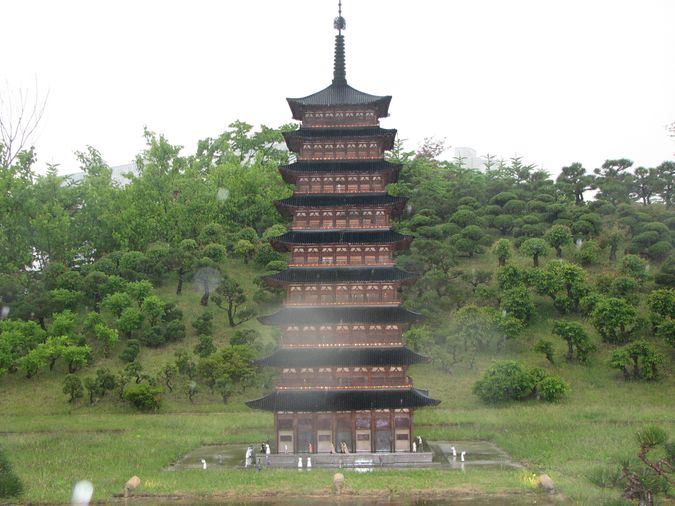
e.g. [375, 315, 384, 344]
[106, 496, 554, 506]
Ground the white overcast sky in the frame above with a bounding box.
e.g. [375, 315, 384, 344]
[2, 0, 674, 176]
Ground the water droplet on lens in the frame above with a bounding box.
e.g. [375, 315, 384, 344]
[216, 188, 230, 202]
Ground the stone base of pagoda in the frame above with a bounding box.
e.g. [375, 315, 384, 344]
[259, 451, 433, 468]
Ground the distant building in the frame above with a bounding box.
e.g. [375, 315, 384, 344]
[63, 162, 137, 186]
[454, 147, 488, 170]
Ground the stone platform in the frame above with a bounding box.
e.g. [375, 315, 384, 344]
[169, 441, 522, 471]
[264, 451, 433, 468]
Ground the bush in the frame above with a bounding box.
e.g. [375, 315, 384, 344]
[473, 361, 534, 403]
[192, 312, 214, 336]
[0, 446, 23, 498]
[474, 361, 570, 404]
[123, 384, 163, 411]
[575, 240, 601, 266]
[537, 376, 569, 402]
[119, 339, 141, 363]
[501, 286, 535, 323]
[62, 374, 83, 403]
[533, 339, 555, 364]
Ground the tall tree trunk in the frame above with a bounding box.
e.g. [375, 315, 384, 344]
[200, 283, 210, 306]
[176, 270, 184, 295]
[556, 247, 562, 258]
[227, 301, 235, 327]
[533, 254, 539, 267]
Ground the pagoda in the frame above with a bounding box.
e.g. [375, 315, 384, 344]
[247, 3, 439, 455]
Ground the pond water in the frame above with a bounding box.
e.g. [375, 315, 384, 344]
[106, 496, 554, 506]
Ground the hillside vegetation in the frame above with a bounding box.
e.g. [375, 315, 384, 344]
[0, 126, 673, 504]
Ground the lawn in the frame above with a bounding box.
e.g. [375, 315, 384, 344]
[1, 259, 673, 504]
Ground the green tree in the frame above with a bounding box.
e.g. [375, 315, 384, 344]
[492, 239, 512, 267]
[191, 312, 214, 336]
[125, 280, 153, 307]
[197, 356, 225, 392]
[617, 427, 674, 506]
[220, 344, 257, 386]
[501, 286, 535, 323]
[83, 376, 103, 405]
[82, 271, 108, 311]
[234, 239, 255, 264]
[647, 288, 675, 331]
[48, 310, 77, 338]
[193, 258, 220, 306]
[213, 277, 247, 327]
[0, 445, 24, 498]
[175, 350, 196, 379]
[552, 320, 596, 363]
[592, 297, 640, 344]
[159, 363, 178, 393]
[123, 384, 163, 411]
[101, 291, 134, 317]
[215, 377, 234, 404]
[93, 323, 119, 358]
[533, 339, 555, 364]
[141, 295, 165, 326]
[654, 161, 675, 207]
[61, 345, 91, 373]
[194, 335, 216, 358]
[116, 307, 144, 338]
[545, 225, 572, 258]
[519, 238, 549, 267]
[473, 361, 534, 403]
[556, 162, 594, 205]
[62, 374, 83, 403]
[170, 239, 198, 296]
[119, 339, 141, 363]
[594, 158, 634, 205]
[610, 340, 665, 381]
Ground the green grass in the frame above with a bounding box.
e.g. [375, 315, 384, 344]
[1, 258, 674, 504]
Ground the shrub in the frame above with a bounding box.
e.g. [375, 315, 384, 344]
[0, 446, 23, 498]
[164, 320, 186, 343]
[609, 340, 665, 381]
[533, 339, 555, 364]
[575, 240, 601, 266]
[620, 255, 649, 283]
[473, 361, 534, 403]
[123, 384, 163, 411]
[501, 286, 535, 323]
[537, 376, 569, 402]
[592, 297, 640, 344]
[119, 339, 141, 363]
[192, 312, 214, 336]
[194, 335, 216, 358]
[62, 374, 83, 403]
[140, 325, 165, 348]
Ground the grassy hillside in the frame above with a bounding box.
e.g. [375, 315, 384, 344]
[1, 253, 673, 505]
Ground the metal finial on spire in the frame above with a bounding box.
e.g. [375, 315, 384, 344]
[333, 0, 346, 34]
[332, 0, 347, 85]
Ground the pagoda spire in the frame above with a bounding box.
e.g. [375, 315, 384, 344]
[332, 0, 347, 85]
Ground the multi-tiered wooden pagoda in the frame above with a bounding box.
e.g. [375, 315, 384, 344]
[247, 6, 439, 455]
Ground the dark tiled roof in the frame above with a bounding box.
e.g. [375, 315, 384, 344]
[265, 267, 417, 285]
[283, 128, 397, 153]
[286, 127, 396, 139]
[276, 194, 406, 209]
[246, 388, 440, 412]
[258, 306, 422, 325]
[279, 160, 401, 173]
[270, 230, 412, 250]
[255, 347, 430, 367]
[287, 85, 391, 121]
